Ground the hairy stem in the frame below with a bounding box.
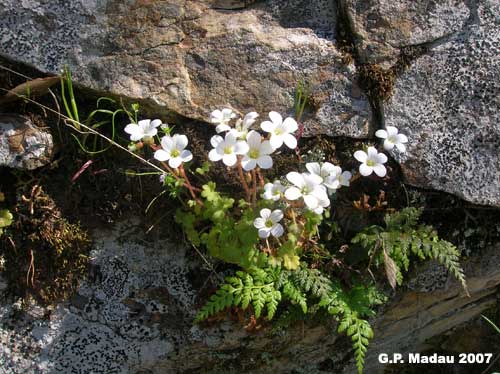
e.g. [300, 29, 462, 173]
[237, 158, 251, 202]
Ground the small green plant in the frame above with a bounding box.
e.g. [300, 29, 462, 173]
[120, 107, 467, 373]
[352, 207, 468, 294]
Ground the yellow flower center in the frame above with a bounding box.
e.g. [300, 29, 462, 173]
[249, 149, 260, 159]
[275, 128, 283, 135]
[366, 159, 375, 167]
[224, 146, 233, 154]
[170, 149, 180, 158]
[265, 219, 273, 228]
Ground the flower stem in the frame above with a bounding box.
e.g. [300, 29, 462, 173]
[237, 157, 251, 202]
[251, 169, 257, 206]
[179, 164, 203, 205]
[256, 168, 265, 188]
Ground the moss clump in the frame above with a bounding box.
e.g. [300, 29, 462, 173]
[1, 184, 90, 304]
[358, 64, 396, 103]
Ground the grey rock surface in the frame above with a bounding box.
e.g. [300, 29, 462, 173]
[339, 0, 472, 64]
[384, 0, 500, 207]
[0, 114, 53, 170]
[1, 218, 500, 374]
[0, 0, 372, 138]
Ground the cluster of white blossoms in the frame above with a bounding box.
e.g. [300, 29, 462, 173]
[124, 109, 409, 241]
[209, 109, 298, 170]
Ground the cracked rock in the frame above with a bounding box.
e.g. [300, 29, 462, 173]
[384, 0, 500, 207]
[0, 0, 372, 138]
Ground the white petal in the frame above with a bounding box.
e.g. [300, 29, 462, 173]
[373, 164, 387, 177]
[180, 150, 193, 162]
[269, 135, 284, 150]
[161, 136, 174, 151]
[386, 126, 398, 136]
[241, 158, 256, 171]
[377, 152, 388, 164]
[175, 134, 188, 150]
[270, 224, 284, 238]
[169, 157, 182, 169]
[268, 111, 283, 125]
[257, 155, 272, 169]
[312, 206, 324, 215]
[216, 124, 231, 133]
[367, 146, 378, 158]
[222, 108, 235, 119]
[303, 173, 323, 186]
[222, 153, 237, 166]
[154, 149, 170, 162]
[286, 172, 305, 188]
[246, 130, 261, 149]
[234, 140, 249, 155]
[138, 119, 151, 128]
[150, 119, 162, 128]
[383, 140, 395, 151]
[284, 187, 302, 200]
[260, 140, 274, 155]
[258, 228, 271, 238]
[253, 217, 266, 229]
[354, 150, 368, 163]
[303, 194, 319, 209]
[283, 117, 298, 133]
[208, 148, 222, 161]
[341, 171, 352, 186]
[260, 120, 276, 133]
[322, 163, 337, 176]
[397, 133, 408, 144]
[270, 209, 283, 223]
[306, 162, 321, 176]
[144, 128, 158, 137]
[359, 163, 373, 176]
[375, 129, 388, 139]
[210, 109, 223, 123]
[283, 134, 297, 149]
[243, 112, 259, 126]
[323, 177, 340, 190]
[210, 135, 224, 148]
[395, 142, 406, 153]
[260, 208, 271, 219]
[124, 123, 139, 135]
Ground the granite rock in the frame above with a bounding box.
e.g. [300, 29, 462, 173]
[339, 0, 472, 64]
[0, 0, 372, 138]
[0, 114, 53, 170]
[1, 218, 500, 373]
[384, 0, 500, 207]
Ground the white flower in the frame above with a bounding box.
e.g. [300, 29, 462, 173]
[253, 209, 284, 239]
[305, 162, 338, 182]
[211, 108, 237, 133]
[354, 146, 388, 177]
[323, 168, 352, 190]
[208, 132, 249, 167]
[284, 172, 330, 211]
[154, 134, 193, 168]
[241, 130, 274, 171]
[230, 112, 259, 139]
[124, 119, 162, 141]
[312, 196, 330, 215]
[375, 126, 408, 152]
[260, 111, 298, 150]
[262, 180, 285, 201]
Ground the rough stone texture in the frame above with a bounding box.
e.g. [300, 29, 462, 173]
[384, 0, 500, 207]
[339, 0, 472, 64]
[0, 0, 372, 138]
[0, 114, 53, 170]
[1, 218, 500, 374]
